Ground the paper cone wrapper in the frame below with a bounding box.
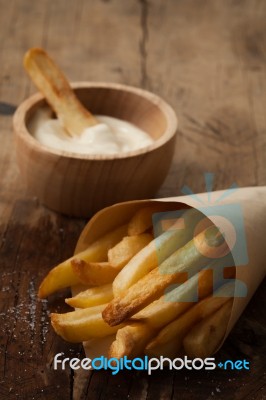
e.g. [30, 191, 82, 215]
[74, 186, 266, 357]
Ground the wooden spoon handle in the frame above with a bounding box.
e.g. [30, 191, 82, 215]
[24, 48, 98, 137]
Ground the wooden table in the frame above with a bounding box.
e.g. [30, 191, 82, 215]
[0, 0, 265, 399]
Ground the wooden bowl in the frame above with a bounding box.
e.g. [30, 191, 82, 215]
[13, 82, 177, 217]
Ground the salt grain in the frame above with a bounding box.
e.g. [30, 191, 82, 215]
[28, 280, 37, 339]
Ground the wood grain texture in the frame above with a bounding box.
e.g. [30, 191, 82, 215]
[0, 0, 265, 399]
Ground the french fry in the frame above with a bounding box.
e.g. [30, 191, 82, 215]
[109, 323, 155, 359]
[38, 224, 127, 298]
[108, 233, 152, 269]
[183, 299, 233, 358]
[104, 267, 171, 326]
[24, 48, 98, 137]
[127, 204, 178, 236]
[132, 268, 215, 329]
[71, 260, 119, 285]
[113, 208, 205, 296]
[112, 240, 158, 297]
[65, 283, 113, 308]
[103, 225, 227, 326]
[128, 265, 235, 329]
[51, 304, 123, 342]
[84, 335, 116, 360]
[145, 282, 235, 358]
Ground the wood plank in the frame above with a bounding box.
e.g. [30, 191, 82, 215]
[149, 0, 266, 197]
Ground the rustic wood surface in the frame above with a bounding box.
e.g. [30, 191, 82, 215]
[0, 0, 265, 399]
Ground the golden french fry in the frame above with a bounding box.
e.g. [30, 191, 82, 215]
[104, 226, 227, 326]
[38, 224, 127, 298]
[145, 282, 235, 358]
[127, 204, 178, 236]
[132, 265, 235, 330]
[112, 240, 158, 297]
[113, 208, 208, 297]
[38, 263, 80, 299]
[199, 264, 235, 298]
[132, 290, 192, 330]
[183, 299, 233, 358]
[104, 267, 171, 326]
[66, 283, 113, 308]
[51, 304, 123, 342]
[71, 260, 119, 285]
[132, 268, 213, 329]
[109, 323, 155, 359]
[24, 48, 98, 136]
[84, 335, 116, 360]
[108, 233, 153, 269]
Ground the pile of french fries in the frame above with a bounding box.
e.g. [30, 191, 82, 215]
[38, 203, 235, 360]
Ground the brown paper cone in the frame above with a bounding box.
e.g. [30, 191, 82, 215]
[75, 186, 266, 357]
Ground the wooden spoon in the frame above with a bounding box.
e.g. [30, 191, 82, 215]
[24, 48, 98, 137]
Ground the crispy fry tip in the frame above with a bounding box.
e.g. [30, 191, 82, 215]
[102, 305, 124, 327]
[37, 280, 47, 299]
[65, 298, 72, 306]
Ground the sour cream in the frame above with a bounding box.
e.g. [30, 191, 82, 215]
[30, 108, 153, 155]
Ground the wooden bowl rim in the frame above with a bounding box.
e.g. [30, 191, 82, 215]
[13, 81, 178, 160]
